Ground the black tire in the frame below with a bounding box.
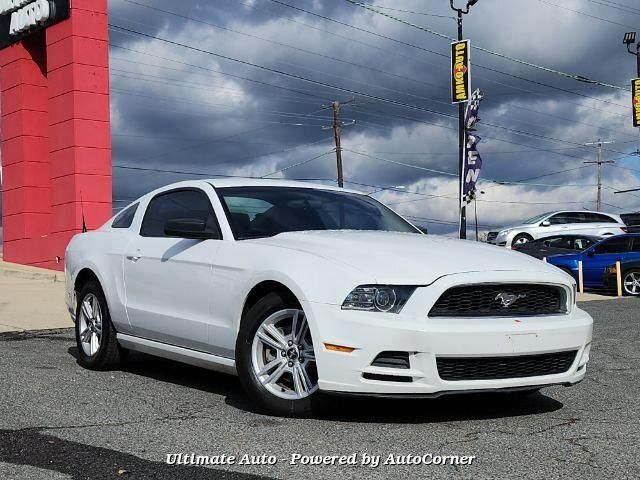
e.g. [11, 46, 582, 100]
[622, 269, 640, 296]
[511, 233, 533, 247]
[75, 280, 124, 370]
[235, 292, 323, 417]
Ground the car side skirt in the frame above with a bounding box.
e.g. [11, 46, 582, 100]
[117, 334, 237, 376]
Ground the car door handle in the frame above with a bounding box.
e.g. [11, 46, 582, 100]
[126, 255, 142, 262]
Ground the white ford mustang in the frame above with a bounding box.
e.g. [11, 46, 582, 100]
[65, 179, 593, 416]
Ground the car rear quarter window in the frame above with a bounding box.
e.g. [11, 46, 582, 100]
[587, 213, 616, 223]
[140, 189, 221, 238]
[112, 203, 139, 229]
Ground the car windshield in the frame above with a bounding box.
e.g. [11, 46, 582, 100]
[522, 212, 554, 224]
[216, 186, 420, 240]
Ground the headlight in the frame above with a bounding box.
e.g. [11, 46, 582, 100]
[341, 285, 417, 313]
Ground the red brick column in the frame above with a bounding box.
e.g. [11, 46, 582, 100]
[0, 32, 51, 268]
[46, 0, 111, 268]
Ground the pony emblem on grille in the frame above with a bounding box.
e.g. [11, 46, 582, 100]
[495, 292, 527, 308]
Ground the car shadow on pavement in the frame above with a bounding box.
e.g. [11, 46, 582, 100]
[315, 391, 564, 424]
[67, 347, 565, 423]
[0, 428, 274, 480]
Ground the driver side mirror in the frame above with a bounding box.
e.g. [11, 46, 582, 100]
[540, 220, 551, 227]
[164, 218, 214, 239]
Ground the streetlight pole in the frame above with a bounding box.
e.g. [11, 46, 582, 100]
[450, 0, 479, 240]
[624, 32, 640, 77]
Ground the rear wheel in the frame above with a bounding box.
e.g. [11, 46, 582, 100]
[75, 281, 124, 370]
[622, 269, 640, 296]
[236, 292, 321, 417]
[512, 233, 533, 246]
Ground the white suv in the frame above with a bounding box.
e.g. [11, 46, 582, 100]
[487, 211, 627, 248]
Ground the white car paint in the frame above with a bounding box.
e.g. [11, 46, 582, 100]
[65, 179, 592, 397]
[488, 210, 626, 248]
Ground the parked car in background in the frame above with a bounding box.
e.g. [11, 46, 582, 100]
[487, 211, 626, 248]
[603, 259, 640, 296]
[64, 179, 593, 416]
[620, 213, 640, 234]
[512, 235, 600, 259]
[546, 234, 640, 289]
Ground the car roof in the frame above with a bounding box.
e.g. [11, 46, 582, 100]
[134, 178, 367, 203]
[536, 234, 601, 240]
[205, 177, 360, 193]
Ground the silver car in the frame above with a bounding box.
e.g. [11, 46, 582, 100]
[487, 211, 627, 248]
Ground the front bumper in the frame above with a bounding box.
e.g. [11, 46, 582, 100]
[487, 231, 513, 247]
[305, 277, 592, 395]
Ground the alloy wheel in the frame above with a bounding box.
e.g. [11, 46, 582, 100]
[251, 309, 318, 400]
[78, 293, 103, 357]
[623, 272, 640, 296]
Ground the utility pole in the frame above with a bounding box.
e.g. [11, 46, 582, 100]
[322, 99, 355, 188]
[584, 140, 615, 211]
[450, 0, 479, 239]
[332, 101, 344, 188]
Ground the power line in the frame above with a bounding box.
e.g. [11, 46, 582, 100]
[584, 0, 640, 15]
[368, 5, 455, 19]
[260, 0, 634, 119]
[344, 0, 628, 91]
[262, 151, 334, 177]
[119, 0, 449, 101]
[536, 0, 640, 27]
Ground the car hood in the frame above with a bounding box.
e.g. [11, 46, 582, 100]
[250, 231, 563, 284]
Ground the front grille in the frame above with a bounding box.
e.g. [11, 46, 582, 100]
[437, 350, 577, 381]
[487, 232, 499, 242]
[429, 284, 566, 317]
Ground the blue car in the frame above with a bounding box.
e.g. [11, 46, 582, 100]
[547, 234, 640, 289]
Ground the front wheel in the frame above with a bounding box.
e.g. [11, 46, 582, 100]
[512, 233, 533, 246]
[622, 269, 640, 296]
[75, 281, 124, 370]
[236, 293, 321, 417]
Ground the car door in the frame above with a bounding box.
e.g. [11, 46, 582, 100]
[123, 188, 222, 352]
[586, 213, 617, 236]
[543, 213, 574, 236]
[541, 236, 575, 257]
[582, 237, 632, 286]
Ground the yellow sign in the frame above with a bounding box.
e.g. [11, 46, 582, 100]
[451, 40, 470, 103]
[633, 78, 640, 128]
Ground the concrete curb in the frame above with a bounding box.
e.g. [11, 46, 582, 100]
[0, 260, 64, 282]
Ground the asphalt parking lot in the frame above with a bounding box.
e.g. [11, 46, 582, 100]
[1, 299, 639, 480]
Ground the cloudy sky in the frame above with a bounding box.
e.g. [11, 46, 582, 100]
[4, 0, 640, 237]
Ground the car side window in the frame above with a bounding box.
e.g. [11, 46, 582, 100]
[140, 189, 221, 238]
[548, 214, 570, 225]
[594, 237, 630, 254]
[543, 237, 568, 248]
[574, 238, 593, 250]
[112, 203, 139, 229]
